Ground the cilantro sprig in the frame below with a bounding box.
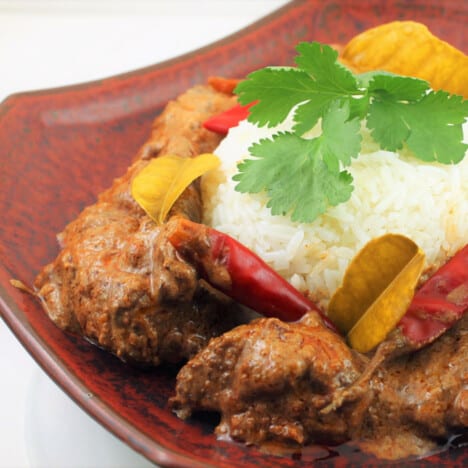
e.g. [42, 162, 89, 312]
[233, 42, 468, 223]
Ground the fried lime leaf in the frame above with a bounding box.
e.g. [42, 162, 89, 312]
[327, 234, 425, 353]
[368, 89, 468, 162]
[131, 154, 220, 224]
[234, 103, 358, 223]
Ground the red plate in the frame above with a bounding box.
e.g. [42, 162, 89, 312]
[0, 1, 466, 466]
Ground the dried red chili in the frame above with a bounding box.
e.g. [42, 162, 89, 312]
[398, 244, 468, 349]
[168, 217, 336, 331]
[203, 103, 254, 135]
[169, 218, 467, 348]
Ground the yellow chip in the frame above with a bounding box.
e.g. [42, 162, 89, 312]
[342, 21, 468, 98]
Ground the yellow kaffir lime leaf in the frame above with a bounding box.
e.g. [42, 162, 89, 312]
[328, 234, 425, 353]
[342, 21, 468, 98]
[131, 154, 220, 224]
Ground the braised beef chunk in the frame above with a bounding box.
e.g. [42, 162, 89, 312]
[34, 85, 239, 365]
[360, 314, 467, 459]
[170, 313, 467, 459]
[171, 312, 368, 445]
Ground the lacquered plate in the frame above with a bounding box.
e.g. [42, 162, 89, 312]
[0, 1, 466, 466]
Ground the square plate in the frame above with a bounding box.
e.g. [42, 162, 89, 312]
[0, 1, 466, 466]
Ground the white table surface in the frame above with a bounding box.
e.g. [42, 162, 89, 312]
[0, 1, 289, 467]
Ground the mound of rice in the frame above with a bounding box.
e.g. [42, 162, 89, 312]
[202, 119, 468, 310]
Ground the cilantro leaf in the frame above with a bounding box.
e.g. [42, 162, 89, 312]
[234, 102, 358, 222]
[318, 100, 361, 172]
[234, 132, 353, 223]
[236, 42, 362, 133]
[366, 99, 410, 151]
[368, 89, 468, 162]
[293, 42, 361, 134]
[406, 91, 468, 163]
[362, 71, 429, 100]
[232, 40, 467, 224]
[293, 93, 368, 135]
[365, 73, 431, 151]
[235, 68, 316, 127]
[294, 42, 358, 94]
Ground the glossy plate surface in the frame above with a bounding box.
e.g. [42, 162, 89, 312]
[0, 1, 466, 466]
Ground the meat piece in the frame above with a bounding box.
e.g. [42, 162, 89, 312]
[171, 311, 368, 445]
[360, 314, 467, 459]
[34, 85, 239, 365]
[170, 313, 467, 459]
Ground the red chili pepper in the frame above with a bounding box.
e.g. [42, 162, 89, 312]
[398, 244, 468, 349]
[203, 102, 255, 135]
[168, 217, 337, 331]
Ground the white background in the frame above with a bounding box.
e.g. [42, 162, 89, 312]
[0, 1, 289, 467]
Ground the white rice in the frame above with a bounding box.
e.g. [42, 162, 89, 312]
[202, 118, 468, 310]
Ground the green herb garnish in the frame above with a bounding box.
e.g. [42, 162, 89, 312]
[233, 42, 468, 223]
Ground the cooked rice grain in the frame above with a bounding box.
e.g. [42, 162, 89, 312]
[202, 120, 468, 310]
